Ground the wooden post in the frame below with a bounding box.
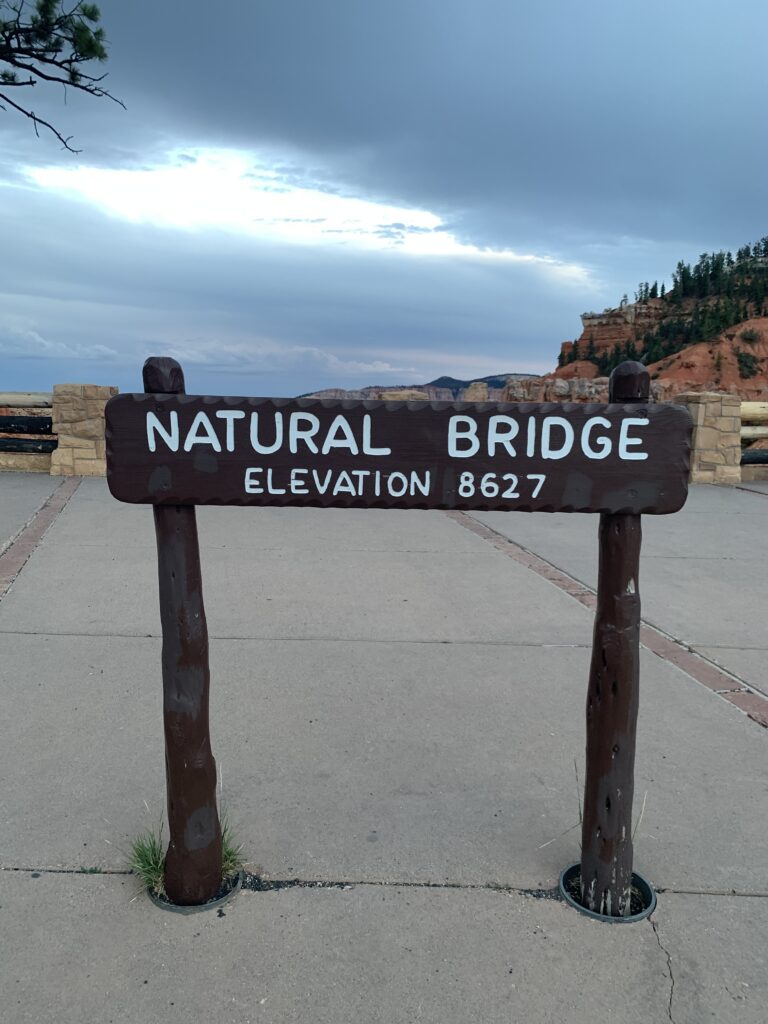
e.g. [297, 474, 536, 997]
[580, 360, 649, 916]
[143, 356, 222, 905]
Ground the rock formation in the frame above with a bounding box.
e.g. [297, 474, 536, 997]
[550, 314, 768, 401]
[303, 373, 537, 403]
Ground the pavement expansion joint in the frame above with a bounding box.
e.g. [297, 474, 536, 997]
[654, 886, 768, 898]
[448, 510, 768, 726]
[6, 866, 768, 900]
[0, 626, 591, 648]
[2, 866, 132, 876]
[651, 917, 677, 1024]
[241, 873, 562, 899]
[1, 864, 558, 898]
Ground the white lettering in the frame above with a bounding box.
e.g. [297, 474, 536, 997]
[448, 415, 480, 458]
[250, 412, 283, 454]
[541, 416, 575, 460]
[215, 409, 245, 452]
[289, 413, 320, 454]
[581, 416, 612, 460]
[146, 411, 179, 453]
[526, 417, 536, 457]
[244, 467, 263, 493]
[350, 469, 370, 494]
[362, 414, 391, 455]
[411, 470, 431, 497]
[312, 469, 334, 494]
[332, 470, 357, 496]
[487, 415, 519, 456]
[290, 468, 309, 494]
[321, 415, 359, 455]
[526, 473, 546, 498]
[266, 468, 285, 494]
[618, 417, 649, 460]
[388, 471, 409, 497]
[183, 412, 222, 452]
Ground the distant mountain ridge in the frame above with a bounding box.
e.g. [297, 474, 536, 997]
[300, 371, 539, 402]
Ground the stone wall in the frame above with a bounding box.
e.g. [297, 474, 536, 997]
[503, 379, 743, 487]
[674, 392, 741, 485]
[0, 451, 51, 473]
[49, 384, 118, 477]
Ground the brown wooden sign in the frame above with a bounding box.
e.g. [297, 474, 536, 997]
[106, 394, 691, 514]
[112, 358, 689, 914]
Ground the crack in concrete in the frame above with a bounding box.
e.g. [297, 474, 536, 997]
[655, 886, 768, 898]
[5, 865, 768, 898]
[651, 916, 676, 1023]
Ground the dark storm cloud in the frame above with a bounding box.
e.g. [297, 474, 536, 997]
[1, 0, 765, 395]
[81, 0, 766, 254]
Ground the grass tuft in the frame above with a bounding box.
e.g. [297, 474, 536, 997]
[129, 825, 166, 896]
[221, 816, 245, 878]
[129, 813, 244, 898]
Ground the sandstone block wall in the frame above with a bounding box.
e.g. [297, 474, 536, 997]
[674, 392, 741, 485]
[49, 384, 118, 477]
[0, 451, 51, 473]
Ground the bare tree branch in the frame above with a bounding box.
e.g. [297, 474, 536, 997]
[8, 57, 124, 105]
[0, 86, 79, 150]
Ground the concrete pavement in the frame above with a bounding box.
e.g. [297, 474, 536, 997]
[0, 475, 766, 1023]
[470, 483, 768, 697]
[0, 471, 61, 553]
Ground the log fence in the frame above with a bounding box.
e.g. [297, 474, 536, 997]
[0, 392, 57, 457]
[741, 402, 768, 465]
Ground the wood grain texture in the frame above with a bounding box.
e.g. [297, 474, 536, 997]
[0, 415, 53, 435]
[105, 392, 692, 514]
[143, 357, 223, 906]
[580, 361, 647, 916]
[0, 437, 57, 454]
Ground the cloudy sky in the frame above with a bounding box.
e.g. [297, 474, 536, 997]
[1, 0, 765, 396]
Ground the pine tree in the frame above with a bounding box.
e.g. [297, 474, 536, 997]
[0, 0, 122, 150]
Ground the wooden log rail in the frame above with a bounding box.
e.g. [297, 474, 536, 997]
[740, 402, 768, 464]
[0, 411, 57, 454]
[0, 392, 52, 408]
[0, 415, 53, 435]
[741, 402, 768, 441]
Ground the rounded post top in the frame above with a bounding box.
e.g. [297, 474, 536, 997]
[143, 357, 186, 395]
[609, 360, 650, 403]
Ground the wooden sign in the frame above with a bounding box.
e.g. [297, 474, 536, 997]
[106, 395, 691, 514]
[114, 357, 690, 916]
